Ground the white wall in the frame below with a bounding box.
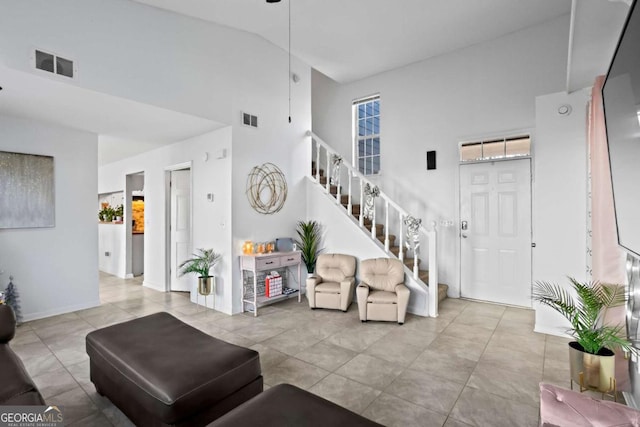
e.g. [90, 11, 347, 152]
[98, 223, 125, 277]
[1, 0, 313, 315]
[0, 0, 238, 123]
[99, 128, 234, 311]
[533, 89, 590, 336]
[230, 63, 312, 313]
[0, 115, 99, 321]
[312, 14, 570, 296]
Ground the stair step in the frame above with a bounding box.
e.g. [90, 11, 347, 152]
[403, 257, 421, 267]
[416, 269, 448, 302]
[376, 234, 397, 246]
[319, 176, 329, 185]
[329, 185, 338, 195]
[351, 204, 360, 214]
[311, 168, 325, 177]
[390, 246, 400, 256]
[419, 269, 429, 282]
[438, 284, 448, 302]
[340, 194, 349, 205]
[364, 223, 384, 234]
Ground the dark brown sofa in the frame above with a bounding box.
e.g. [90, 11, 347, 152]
[0, 305, 46, 405]
[210, 384, 384, 427]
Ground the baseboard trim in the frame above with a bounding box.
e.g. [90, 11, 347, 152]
[22, 299, 102, 322]
[534, 324, 571, 338]
[142, 281, 165, 292]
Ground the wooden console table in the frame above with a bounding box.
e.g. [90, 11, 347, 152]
[239, 251, 303, 316]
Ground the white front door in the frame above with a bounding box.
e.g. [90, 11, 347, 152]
[459, 158, 532, 307]
[170, 169, 191, 292]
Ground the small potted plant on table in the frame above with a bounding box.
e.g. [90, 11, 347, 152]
[179, 249, 222, 296]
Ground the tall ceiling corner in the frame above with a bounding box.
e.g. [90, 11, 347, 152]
[566, 0, 630, 93]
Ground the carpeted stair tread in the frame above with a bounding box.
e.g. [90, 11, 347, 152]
[416, 270, 448, 302]
[376, 234, 397, 246]
[438, 284, 448, 302]
[364, 223, 384, 234]
[403, 257, 421, 267]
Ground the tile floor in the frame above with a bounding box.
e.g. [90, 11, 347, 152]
[13, 272, 576, 426]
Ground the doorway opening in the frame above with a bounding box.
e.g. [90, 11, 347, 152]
[165, 163, 192, 293]
[125, 172, 145, 281]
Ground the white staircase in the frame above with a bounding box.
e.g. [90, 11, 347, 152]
[308, 131, 446, 317]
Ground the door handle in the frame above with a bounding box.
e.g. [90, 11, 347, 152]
[461, 233, 468, 239]
[461, 220, 468, 231]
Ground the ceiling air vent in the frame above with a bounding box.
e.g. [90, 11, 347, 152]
[242, 112, 258, 128]
[35, 49, 74, 78]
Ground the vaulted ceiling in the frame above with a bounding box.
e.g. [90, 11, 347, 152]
[132, 0, 574, 84]
[0, 0, 632, 165]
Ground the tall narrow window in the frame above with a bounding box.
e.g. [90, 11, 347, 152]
[354, 95, 380, 175]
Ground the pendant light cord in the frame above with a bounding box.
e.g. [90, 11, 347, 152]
[288, 0, 291, 123]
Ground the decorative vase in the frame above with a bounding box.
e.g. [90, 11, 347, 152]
[0, 305, 17, 342]
[198, 276, 214, 296]
[568, 341, 616, 393]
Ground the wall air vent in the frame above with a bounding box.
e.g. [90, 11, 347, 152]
[242, 112, 258, 128]
[35, 49, 74, 78]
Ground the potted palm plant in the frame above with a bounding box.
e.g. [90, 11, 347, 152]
[179, 248, 222, 296]
[295, 220, 322, 274]
[533, 278, 636, 393]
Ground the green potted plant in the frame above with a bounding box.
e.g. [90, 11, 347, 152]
[533, 278, 636, 393]
[295, 220, 322, 274]
[99, 205, 115, 222]
[179, 248, 222, 296]
[114, 204, 124, 222]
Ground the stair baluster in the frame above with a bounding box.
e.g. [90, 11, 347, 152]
[384, 201, 390, 252]
[398, 213, 404, 262]
[347, 170, 353, 215]
[359, 180, 365, 228]
[315, 146, 320, 182]
[325, 154, 331, 193]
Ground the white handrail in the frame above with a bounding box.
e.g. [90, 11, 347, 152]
[308, 131, 439, 317]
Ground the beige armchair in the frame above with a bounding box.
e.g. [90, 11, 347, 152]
[356, 258, 410, 324]
[307, 254, 356, 311]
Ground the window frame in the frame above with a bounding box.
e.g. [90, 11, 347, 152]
[352, 95, 381, 176]
[459, 134, 531, 163]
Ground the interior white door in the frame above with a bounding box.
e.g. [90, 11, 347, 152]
[170, 169, 191, 292]
[459, 158, 532, 307]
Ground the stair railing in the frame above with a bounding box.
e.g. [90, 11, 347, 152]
[308, 131, 439, 317]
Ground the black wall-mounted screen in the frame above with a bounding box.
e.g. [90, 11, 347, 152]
[603, 0, 640, 258]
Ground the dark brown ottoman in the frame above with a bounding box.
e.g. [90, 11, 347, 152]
[86, 312, 262, 427]
[210, 384, 384, 427]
